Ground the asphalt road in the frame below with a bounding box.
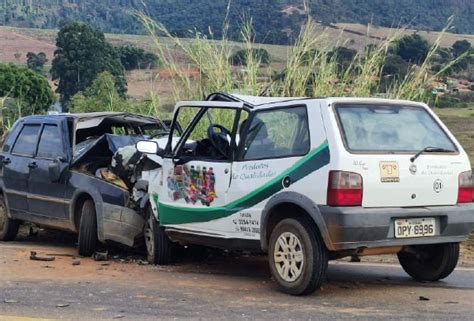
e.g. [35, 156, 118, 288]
[1, 234, 474, 321]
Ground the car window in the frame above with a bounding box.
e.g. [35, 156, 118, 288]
[37, 124, 63, 159]
[2, 122, 22, 153]
[240, 106, 310, 160]
[177, 107, 237, 160]
[335, 105, 457, 152]
[11, 124, 41, 157]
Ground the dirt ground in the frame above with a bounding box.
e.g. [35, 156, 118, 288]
[2, 226, 474, 320]
[14, 224, 474, 269]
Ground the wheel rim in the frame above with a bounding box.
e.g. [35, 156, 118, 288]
[144, 217, 154, 258]
[273, 232, 304, 282]
[0, 203, 6, 231]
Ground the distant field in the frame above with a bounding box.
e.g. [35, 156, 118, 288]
[1, 22, 474, 64]
[434, 107, 474, 164]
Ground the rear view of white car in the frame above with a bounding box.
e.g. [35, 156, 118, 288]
[136, 93, 474, 295]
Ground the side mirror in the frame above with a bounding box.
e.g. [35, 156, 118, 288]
[136, 140, 161, 155]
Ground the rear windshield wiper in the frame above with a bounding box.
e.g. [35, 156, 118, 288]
[410, 146, 455, 163]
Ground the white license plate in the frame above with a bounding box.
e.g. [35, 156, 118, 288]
[394, 217, 436, 239]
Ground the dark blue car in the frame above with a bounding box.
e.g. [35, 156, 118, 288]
[0, 112, 168, 256]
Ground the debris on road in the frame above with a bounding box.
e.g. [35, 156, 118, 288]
[30, 251, 55, 262]
[46, 253, 76, 257]
[56, 303, 70, 308]
[4, 299, 18, 303]
[419, 296, 430, 301]
[112, 314, 125, 319]
[92, 251, 109, 261]
[72, 259, 81, 266]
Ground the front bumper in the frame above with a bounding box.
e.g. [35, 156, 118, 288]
[318, 203, 474, 251]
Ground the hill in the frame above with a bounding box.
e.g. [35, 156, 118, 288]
[1, 0, 474, 45]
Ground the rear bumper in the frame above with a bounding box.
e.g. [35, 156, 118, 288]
[318, 203, 474, 251]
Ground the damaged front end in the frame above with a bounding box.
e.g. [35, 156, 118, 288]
[70, 113, 165, 247]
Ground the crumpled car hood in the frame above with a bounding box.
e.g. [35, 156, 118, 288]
[72, 134, 143, 166]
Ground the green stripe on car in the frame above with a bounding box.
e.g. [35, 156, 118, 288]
[154, 142, 330, 225]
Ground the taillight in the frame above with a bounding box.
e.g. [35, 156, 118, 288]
[457, 171, 474, 203]
[327, 171, 363, 206]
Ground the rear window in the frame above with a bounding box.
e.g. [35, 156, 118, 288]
[335, 104, 456, 153]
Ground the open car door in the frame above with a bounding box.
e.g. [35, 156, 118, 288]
[156, 101, 245, 237]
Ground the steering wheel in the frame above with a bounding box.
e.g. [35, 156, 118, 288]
[207, 124, 231, 157]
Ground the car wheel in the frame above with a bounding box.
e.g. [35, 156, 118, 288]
[144, 207, 173, 265]
[0, 196, 20, 241]
[268, 217, 328, 296]
[78, 200, 98, 257]
[398, 243, 460, 281]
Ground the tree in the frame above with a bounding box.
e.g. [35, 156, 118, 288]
[0, 63, 55, 123]
[451, 40, 471, 58]
[382, 55, 410, 79]
[329, 47, 357, 72]
[69, 72, 128, 113]
[396, 34, 430, 64]
[14, 52, 21, 62]
[26, 52, 48, 73]
[332, 47, 357, 63]
[51, 22, 127, 107]
[115, 46, 159, 70]
[230, 48, 271, 66]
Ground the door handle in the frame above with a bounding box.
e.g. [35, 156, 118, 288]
[2, 158, 11, 165]
[28, 162, 37, 169]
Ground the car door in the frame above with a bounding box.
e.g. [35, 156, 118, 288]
[225, 105, 312, 240]
[157, 101, 244, 237]
[28, 121, 70, 219]
[2, 123, 41, 214]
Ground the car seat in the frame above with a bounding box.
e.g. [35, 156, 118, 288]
[244, 120, 275, 159]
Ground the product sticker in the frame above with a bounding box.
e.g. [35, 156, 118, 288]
[379, 161, 400, 183]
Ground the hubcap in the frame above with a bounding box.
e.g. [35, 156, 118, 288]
[144, 217, 154, 257]
[273, 232, 304, 282]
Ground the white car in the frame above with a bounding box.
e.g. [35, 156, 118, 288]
[136, 93, 474, 295]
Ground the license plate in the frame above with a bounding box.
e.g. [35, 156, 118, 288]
[394, 217, 436, 238]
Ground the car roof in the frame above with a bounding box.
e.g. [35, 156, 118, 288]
[21, 112, 162, 128]
[206, 92, 427, 109]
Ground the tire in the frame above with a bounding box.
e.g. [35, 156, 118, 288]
[0, 196, 20, 241]
[268, 217, 328, 296]
[78, 200, 98, 257]
[144, 206, 173, 265]
[397, 243, 460, 281]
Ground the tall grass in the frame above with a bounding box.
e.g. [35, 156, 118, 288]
[133, 9, 462, 138]
[386, 16, 455, 101]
